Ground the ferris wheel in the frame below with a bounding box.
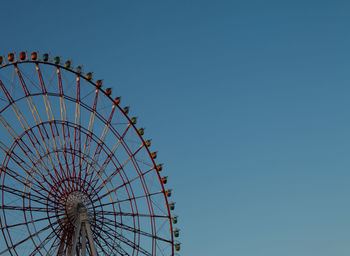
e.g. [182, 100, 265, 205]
[0, 52, 181, 255]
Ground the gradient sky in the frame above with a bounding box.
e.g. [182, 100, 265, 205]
[1, 0, 350, 255]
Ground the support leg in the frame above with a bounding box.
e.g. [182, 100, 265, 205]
[85, 221, 98, 256]
[70, 220, 82, 256]
[81, 224, 87, 256]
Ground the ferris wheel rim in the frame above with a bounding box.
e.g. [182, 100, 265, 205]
[0, 53, 178, 255]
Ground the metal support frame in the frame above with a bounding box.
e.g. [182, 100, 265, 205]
[85, 221, 98, 256]
[68, 201, 98, 256]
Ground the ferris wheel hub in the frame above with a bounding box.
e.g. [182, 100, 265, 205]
[65, 191, 92, 225]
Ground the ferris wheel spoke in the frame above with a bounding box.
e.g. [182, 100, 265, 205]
[2, 166, 56, 201]
[70, 75, 82, 185]
[149, 196, 169, 217]
[0, 131, 51, 182]
[0, 79, 15, 105]
[92, 191, 149, 211]
[12, 145, 59, 184]
[81, 88, 99, 160]
[97, 217, 171, 244]
[89, 228, 120, 255]
[15, 66, 63, 176]
[74, 90, 85, 191]
[0, 184, 50, 205]
[94, 187, 162, 206]
[30, 127, 67, 183]
[28, 221, 61, 256]
[2, 213, 63, 230]
[44, 121, 71, 184]
[13, 64, 41, 91]
[85, 104, 116, 186]
[94, 226, 131, 256]
[115, 220, 171, 244]
[0, 108, 64, 185]
[0, 203, 58, 214]
[89, 147, 135, 196]
[45, 231, 62, 255]
[155, 218, 169, 235]
[0, 161, 55, 199]
[92, 231, 122, 255]
[0, 182, 63, 209]
[92, 140, 148, 194]
[22, 132, 68, 188]
[94, 219, 153, 256]
[94, 210, 168, 219]
[88, 123, 131, 188]
[56, 68, 75, 179]
[26, 222, 60, 256]
[53, 76, 81, 190]
[43, 68, 57, 90]
[36, 65, 70, 180]
[0, 88, 44, 166]
[155, 243, 166, 256]
[94, 165, 155, 199]
[14, 135, 60, 182]
[35, 111, 67, 181]
[87, 143, 123, 191]
[80, 89, 99, 188]
[91, 168, 123, 197]
[94, 223, 137, 256]
[2, 218, 60, 254]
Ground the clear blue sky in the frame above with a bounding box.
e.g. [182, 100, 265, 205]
[1, 0, 350, 255]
